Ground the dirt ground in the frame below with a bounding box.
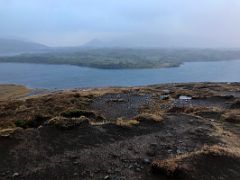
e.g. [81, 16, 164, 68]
[0, 82, 240, 180]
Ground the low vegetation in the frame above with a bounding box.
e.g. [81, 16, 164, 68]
[115, 118, 139, 127]
[1, 48, 240, 69]
[134, 113, 163, 123]
[0, 84, 29, 101]
[0, 91, 93, 130]
[46, 116, 90, 129]
[222, 111, 240, 123]
[0, 83, 240, 180]
[14, 114, 49, 128]
[230, 100, 240, 109]
[152, 145, 240, 179]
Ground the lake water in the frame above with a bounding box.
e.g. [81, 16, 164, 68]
[0, 60, 240, 89]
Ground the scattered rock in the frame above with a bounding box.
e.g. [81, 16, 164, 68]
[104, 175, 110, 180]
[179, 95, 192, 100]
[162, 90, 172, 95]
[73, 161, 79, 165]
[136, 168, 141, 172]
[176, 149, 183, 154]
[146, 150, 156, 157]
[37, 125, 43, 129]
[128, 146, 133, 150]
[108, 98, 126, 103]
[128, 165, 133, 169]
[160, 95, 169, 100]
[110, 153, 120, 159]
[12, 172, 19, 178]
[143, 158, 151, 164]
[150, 143, 158, 147]
[0, 128, 20, 137]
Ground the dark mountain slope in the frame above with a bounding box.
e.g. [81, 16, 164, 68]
[0, 38, 49, 55]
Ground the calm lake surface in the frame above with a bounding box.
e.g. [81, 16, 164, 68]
[0, 60, 240, 89]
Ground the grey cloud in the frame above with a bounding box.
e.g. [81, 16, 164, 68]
[0, 0, 240, 47]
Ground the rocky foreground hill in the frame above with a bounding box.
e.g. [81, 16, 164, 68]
[0, 83, 240, 180]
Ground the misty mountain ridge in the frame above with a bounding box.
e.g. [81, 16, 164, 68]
[1, 37, 240, 57]
[82, 39, 106, 47]
[82, 34, 240, 49]
[0, 38, 49, 55]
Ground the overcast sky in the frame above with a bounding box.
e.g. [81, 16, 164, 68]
[1, 0, 240, 47]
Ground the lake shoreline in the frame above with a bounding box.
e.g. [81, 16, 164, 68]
[0, 58, 239, 70]
[0, 60, 240, 89]
[0, 60, 182, 69]
[0, 84, 30, 101]
[1, 81, 239, 100]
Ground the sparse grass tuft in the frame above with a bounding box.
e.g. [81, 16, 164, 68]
[135, 113, 163, 123]
[0, 89, 93, 129]
[46, 116, 90, 129]
[61, 109, 94, 118]
[14, 114, 50, 129]
[61, 109, 105, 122]
[115, 118, 139, 127]
[152, 145, 240, 178]
[230, 100, 240, 109]
[27, 114, 50, 128]
[0, 128, 20, 137]
[222, 111, 240, 123]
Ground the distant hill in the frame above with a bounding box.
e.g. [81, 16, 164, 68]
[82, 39, 106, 48]
[0, 38, 49, 55]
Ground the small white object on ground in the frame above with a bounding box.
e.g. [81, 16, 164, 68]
[179, 95, 192, 100]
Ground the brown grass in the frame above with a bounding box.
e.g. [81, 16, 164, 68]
[46, 116, 90, 129]
[115, 112, 164, 127]
[0, 127, 21, 137]
[0, 91, 92, 130]
[152, 145, 240, 178]
[115, 118, 139, 127]
[230, 100, 240, 109]
[167, 106, 206, 114]
[0, 84, 30, 101]
[134, 113, 164, 123]
[222, 110, 240, 123]
[167, 106, 223, 117]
